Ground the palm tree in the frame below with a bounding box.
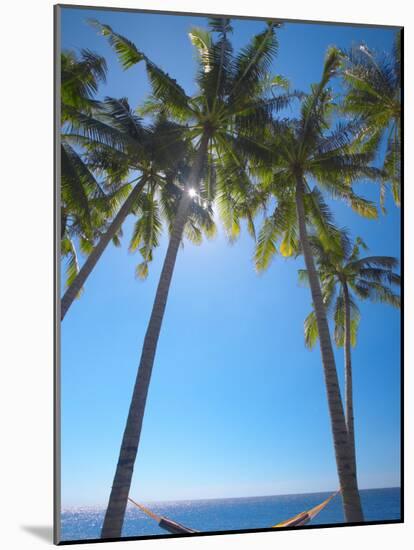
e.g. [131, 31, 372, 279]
[92, 17, 296, 538]
[253, 48, 385, 522]
[339, 32, 402, 207]
[300, 236, 400, 482]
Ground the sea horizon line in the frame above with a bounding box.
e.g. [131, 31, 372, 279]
[61, 485, 401, 510]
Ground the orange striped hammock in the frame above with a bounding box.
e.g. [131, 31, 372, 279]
[128, 491, 339, 535]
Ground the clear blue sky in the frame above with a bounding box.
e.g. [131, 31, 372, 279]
[60, 7, 401, 508]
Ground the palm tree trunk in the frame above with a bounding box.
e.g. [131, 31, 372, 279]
[100, 134, 210, 539]
[61, 180, 145, 320]
[343, 283, 358, 476]
[295, 177, 364, 523]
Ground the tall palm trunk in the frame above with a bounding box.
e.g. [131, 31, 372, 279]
[61, 180, 145, 320]
[342, 282, 358, 476]
[101, 134, 210, 539]
[295, 177, 364, 523]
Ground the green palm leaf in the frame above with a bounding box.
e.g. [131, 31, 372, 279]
[89, 20, 145, 69]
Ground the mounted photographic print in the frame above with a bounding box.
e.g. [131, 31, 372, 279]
[54, 3, 403, 545]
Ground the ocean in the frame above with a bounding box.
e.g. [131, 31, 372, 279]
[61, 487, 401, 542]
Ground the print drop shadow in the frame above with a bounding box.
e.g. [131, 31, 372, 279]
[21, 525, 53, 543]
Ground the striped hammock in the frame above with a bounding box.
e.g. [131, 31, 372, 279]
[127, 490, 339, 535]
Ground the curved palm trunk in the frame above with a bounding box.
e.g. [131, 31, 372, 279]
[295, 177, 364, 523]
[61, 180, 145, 320]
[343, 283, 358, 476]
[101, 134, 210, 539]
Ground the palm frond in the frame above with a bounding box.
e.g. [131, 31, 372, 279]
[61, 236, 83, 293]
[89, 20, 145, 69]
[254, 200, 296, 270]
[145, 60, 194, 121]
[64, 105, 129, 150]
[353, 279, 401, 307]
[304, 187, 348, 254]
[102, 97, 146, 140]
[189, 27, 213, 73]
[348, 255, 399, 271]
[230, 23, 279, 103]
[304, 311, 319, 349]
[61, 49, 107, 113]
[129, 193, 162, 279]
